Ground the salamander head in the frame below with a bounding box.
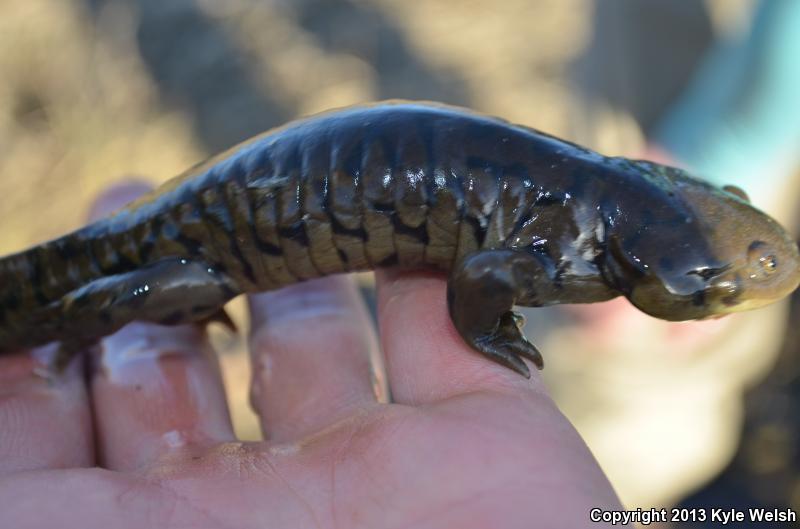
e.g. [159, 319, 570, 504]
[604, 163, 800, 321]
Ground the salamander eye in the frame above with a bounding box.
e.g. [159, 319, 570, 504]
[723, 185, 750, 202]
[747, 241, 778, 278]
[759, 255, 777, 274]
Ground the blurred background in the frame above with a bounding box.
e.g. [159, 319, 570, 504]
[1, 0, 799, 524]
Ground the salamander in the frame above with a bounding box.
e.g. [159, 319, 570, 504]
[1, 101, 798, 377]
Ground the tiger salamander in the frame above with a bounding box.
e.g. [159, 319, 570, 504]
[1, 102, 798, 377]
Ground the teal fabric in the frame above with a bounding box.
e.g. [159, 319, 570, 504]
[656, 0, 800, 196]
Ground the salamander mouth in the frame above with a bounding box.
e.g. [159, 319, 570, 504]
[685, 264, 742, 308]
[686, 264, 732, 282]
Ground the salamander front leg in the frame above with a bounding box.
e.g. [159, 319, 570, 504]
[447, 250, 552, 378]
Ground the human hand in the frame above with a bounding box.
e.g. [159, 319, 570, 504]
[0, 184, 621, 529]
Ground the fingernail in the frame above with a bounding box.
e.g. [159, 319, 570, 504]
[97, 322, 208, 384]
[248, 276, 360, 326]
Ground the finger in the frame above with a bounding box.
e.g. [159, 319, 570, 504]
[248, 275, 380, 442]
[376, 269, 539, 405]
[86, 180, 153, 221]
[0, 183, 153, 473]
[87, 182, 235, 471]
[0, 348, 93, 473]
[91, 324, 234, 471]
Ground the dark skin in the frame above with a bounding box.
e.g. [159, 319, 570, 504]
[0, 184, 621, 529]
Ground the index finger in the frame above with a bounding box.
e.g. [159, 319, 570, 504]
[375, 269, 541, 405]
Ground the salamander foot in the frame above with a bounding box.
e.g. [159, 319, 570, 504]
[447, 250, 549, 377]
[471, 311, 542, 378]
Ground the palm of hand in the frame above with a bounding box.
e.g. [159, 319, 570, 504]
[6, 387, 613, 528]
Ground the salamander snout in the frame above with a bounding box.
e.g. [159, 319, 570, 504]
[702, 237, 800, 315]
[622, 236, 800, 321]
[664, 175, 800, 319]
[610, 173, 800, 321]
